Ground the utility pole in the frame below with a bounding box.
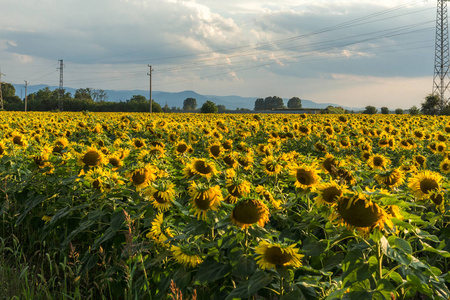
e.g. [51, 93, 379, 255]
[57, 59, 64, 111]
[0, 68, 5, 110]
[147, 65, 154, 113]
[24, 80, 28, 112]
[433, 0, 450, 111]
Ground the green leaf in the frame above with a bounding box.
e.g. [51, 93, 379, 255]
[232, 256, 256, 277]
[387, 236, 412, 255]
[420, 241, 450, 258]
[194, 259, 231, 284]
[303, 237, 326, 257]
[225, 270, 272, 300]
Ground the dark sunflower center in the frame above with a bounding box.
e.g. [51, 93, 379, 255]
[194, 160, 212, 175]
[322, 187, 341, 203]
[227, 185, 243, 197]
[337, 197, 382, 227]
[109, 157, 120, 167]
[0, 146, 4, 155]
[232, 200, 264, 224]
[194, 192, 212, 210]
[296, 169, 314, 185]
[153, 192, 168, 204]
[93, 179, 101, 189]
[82, 150, 102, 166]
[223, 155, 236, 166]
[442, 163, 450, 171]
[222, 142, 232, 150]
[177, 143, 188, 153]
[430, 193, 444, 205]
[132, 169, 148, 185]
[415, 156, 425, 165]
[210, 145, 221, 157]
[322, 158, 337, 173]
[134, 140, 145, 148]
[13, 136, 24, 146]
[33, 156, 46, 167]
[373, 157, 384, 167]
[419, 178, 438, 194]
[265, 162, 276, 172]
[265, 247, 293, 265]
[238, 157, 250, 167]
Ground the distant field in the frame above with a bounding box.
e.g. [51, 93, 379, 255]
[1, 111, 449, 299]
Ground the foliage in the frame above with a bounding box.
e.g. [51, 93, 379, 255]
[200, 100, 218, 113]
[421, 94, 441, 115]
[395, 108, 404, 115]
[1, 112, 450, 300]
[183, 98, 197, 111]
[254, 96, 285, 110]
[409, 105, 420, 115]
[380, 107, 389, 114]
[363, 105, 378, 114]
[324, 106, 346, 114]
[287, 97, 302, 109]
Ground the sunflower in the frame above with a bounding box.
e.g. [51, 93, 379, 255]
[222, 139, 233, 151]
[107, 154, 123, 170]
[171, 245, 203, 268]
[374, 168, 404, 188]
[77, 147, 108, 167]
[314, 181, 347, 205]
[314, 142, 327, 153]
[439, 159, 450, 174]
[413, 155, 427, 169]
[187, 158, 217, 179]
[290, 164, 320, 190]
[231, 199, 269, 229]
[53, 137, 69, 153]
[436, 142, 446, 154]
[188, 182, 223, 220]
[260, 156, 283, 176]
[255, 240, 304, 270]
[132, 138, 146, 149]
[408, 170, 442, 199]
[145, 181, 176, 211]
[174, 141, 190, 156]
[367, 154, 391, 170]
[334, 193, 392, 234]
[126, 164, 158, 190]
[208, 142, 222, 159]
[146, 213, 173, 246]
[226, 178, 251, 199]
[11, 132, 28, 147]
[223, 153, 239, 169]
[255, 185, 282, 209]
[237, 153, 253, 170]
[429, 190, 445, 206]
[320, 153, 340, 174]
[84, 168, 110, 192]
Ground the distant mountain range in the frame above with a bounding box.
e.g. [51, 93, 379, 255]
[12, 84, 359, 111]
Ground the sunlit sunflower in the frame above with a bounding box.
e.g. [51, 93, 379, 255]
[439, 159, 450, 174]
[436, 142, 446, 154]
[222, 139, 233, 151]
[146, 213, 174, 246]
[320, 153, 340, 174]
[11, 132, 28, 147]
[374, 168, 404, 188]
[52, 137, 69, 153]
[290, 164, 320, 190]
[84, 168, 110, 192]
[145, 181, 176, 211]
[255, 240, 304, 270]
[314, 181, 347, 205]
[333, 193, 392, 235]
[413, 155, 427, 169]
[408, 170, 442, 199]
[132, 138, 146, 149]
[367, 154, 391, 170]
[107, 154, 123, 170]
[208, 142, 222, 159]
[223, 153, 239, 169]
[186, 158, 217, 179]
[255, 185, 282, 209]
[237, 153, 253, 170]
[77, 147, 108, 167]
[171, 245, 203, 268]
[126, 164, 158, 190]
[188, 181, 223, 220]
[226, 178, 251, 203]
[256, 143, 272, 156]
[231, 199, 269, 229]
[174, 140, 190, 156]
[260, 156, 283, 176]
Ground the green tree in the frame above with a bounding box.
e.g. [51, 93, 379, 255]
[74, 88, 93, 101]
[395, 108, 404, 115]
[409, 105, 420, 115]
[363, 105, 377, 114]
[324, 106, 346, 114]
[162, 103, 171, 113]
[380, 107, 389, 114]
[0, 82, 16, 98]
[183, 98, 197, 111]
[200, 100, 218, 113]
[217, 105, 227, 112]
[287, 97, 302, 109]
[254, 98, 265, 110]
[264, 96, 284, 110]
[421, 94, 440, 115]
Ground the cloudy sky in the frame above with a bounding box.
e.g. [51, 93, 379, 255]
[0, 0, 439, 108]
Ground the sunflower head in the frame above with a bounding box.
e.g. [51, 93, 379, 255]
[255, 240, 304, 270]
[367, 154, 391, 170]
[261, 155, 283, 176]
[78, 147, 108, 167]
[314, 182, 347, 205]
[189, 158, 217, 179]
[231, 199, 269, 229]
[290, 164, 320, 190]
[188, 182, 223, 220]
[408, 170, 442, 199]
[374, 168, 404, 188]
[145, 181, 176, 211]
[127, 164, 158, 190]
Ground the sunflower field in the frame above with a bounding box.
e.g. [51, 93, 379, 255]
[1, 111, 450, 299]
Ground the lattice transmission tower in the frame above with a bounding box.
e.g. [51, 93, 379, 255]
[433, 0, 450, 110]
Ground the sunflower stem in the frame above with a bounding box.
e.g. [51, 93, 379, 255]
[244, 227, 249, 255]
[376, 239, 384, 280]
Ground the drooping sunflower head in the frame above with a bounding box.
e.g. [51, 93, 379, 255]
[255, 185, 282, 209]
[53, 137, 69, 153]
[255, 240, 304, 270]
[314, 181, 347, 205]
[320, 153, 341, 174]
[408, 170, 442, 199]
[208, 142, 222, 159]
[127, 164, 158, 190]
[290, 164, 320, 191]
[189, 158, 217, 179]
[226, 178, 251, 198]
[374, 168, 404, 188]
[145, 181, 176, 211]
[413, 155, 427, 169]
[170, 244, 203, 268]
[237, 153, 254, 170]
[188, 181, 223, 220]
[146, 213, 174, 247]
[334, 193, 391, 234]
[11, 132, 28, 147]
[231, 199, 269, 229]
[77, 147, 108, 167]
[223, 152, 239, 169]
